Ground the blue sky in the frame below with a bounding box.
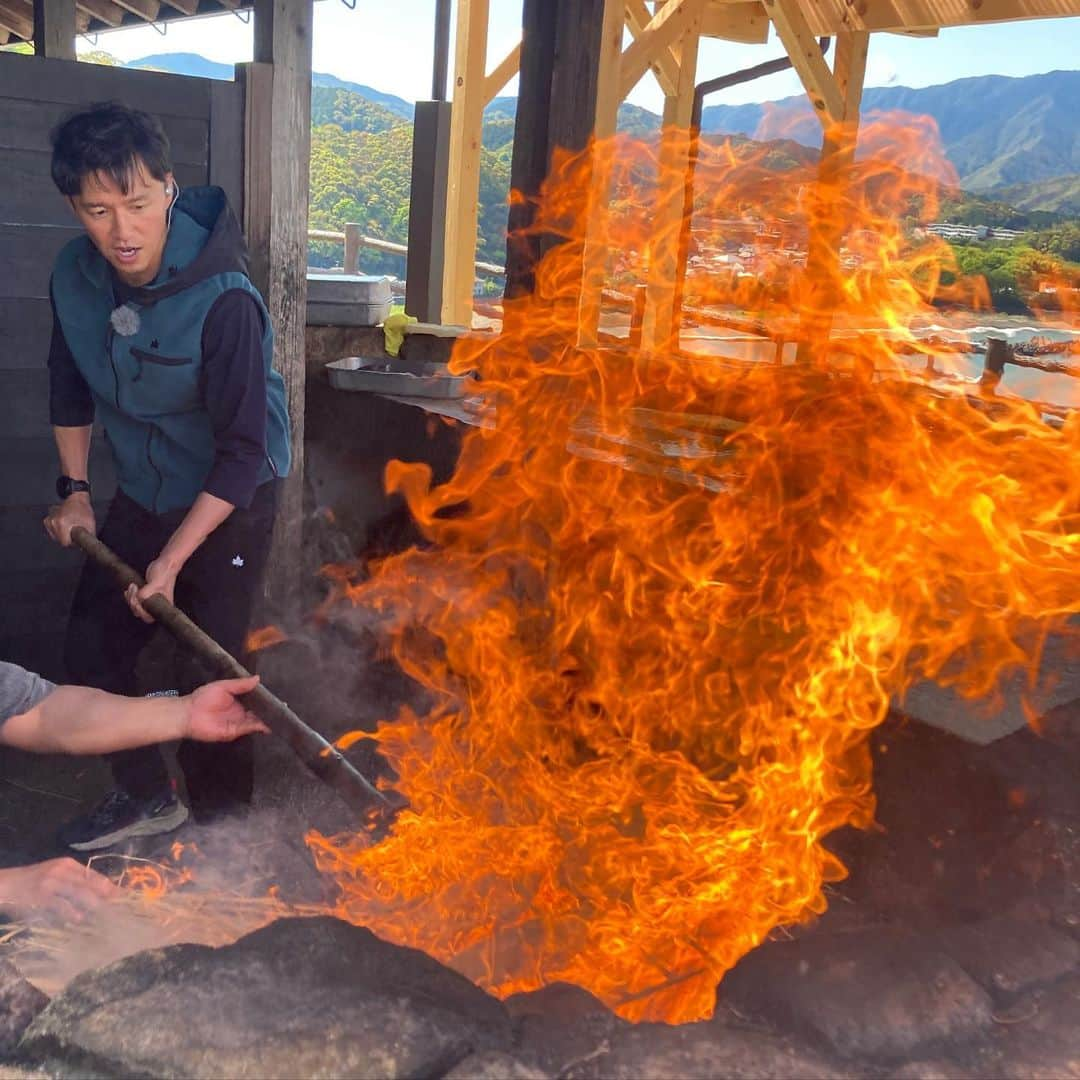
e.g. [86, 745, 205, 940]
[78, 0, 1080, 110]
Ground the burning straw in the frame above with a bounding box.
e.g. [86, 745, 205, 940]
[297, 118, 1080, 1023]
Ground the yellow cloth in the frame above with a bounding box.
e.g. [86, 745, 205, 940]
[383, 312, 417, 357]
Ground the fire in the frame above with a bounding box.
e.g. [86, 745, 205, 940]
[246, 625, 288, 653]
[306, 118, 1080, 1022]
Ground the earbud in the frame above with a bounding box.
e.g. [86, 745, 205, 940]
[165, 184, 174, 197]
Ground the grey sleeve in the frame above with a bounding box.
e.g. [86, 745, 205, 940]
[0, 662, 57, 727]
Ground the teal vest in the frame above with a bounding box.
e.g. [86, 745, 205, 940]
[51, 205, 291, 514]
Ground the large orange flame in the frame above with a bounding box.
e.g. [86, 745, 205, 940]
[306, 118, 1080, 1022]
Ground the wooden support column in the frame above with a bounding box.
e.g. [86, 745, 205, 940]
[243, 0, 313, 614]
[441, 0, 489, 327]
[574, 0, 628, 346]
[504, 0, 616, 325]
[795, 29, 869, 365]
[639, 9, 701, 353]
[765, 0, 843, 128]
[33, 0, 76, 59]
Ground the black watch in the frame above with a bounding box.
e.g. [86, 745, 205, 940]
[56, 476, 92, 499]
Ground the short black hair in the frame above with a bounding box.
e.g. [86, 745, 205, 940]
[50, 101, 172, 197]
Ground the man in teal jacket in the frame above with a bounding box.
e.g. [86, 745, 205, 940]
[43, 102, 291, 850]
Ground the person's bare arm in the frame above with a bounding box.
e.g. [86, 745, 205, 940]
[126, 492, 235, 621]
[0, 675, 266, 755]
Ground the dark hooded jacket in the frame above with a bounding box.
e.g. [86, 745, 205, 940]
[50, 186, 291, 514]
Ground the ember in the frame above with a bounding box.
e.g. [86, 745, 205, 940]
[306, 119, 1080, 1022]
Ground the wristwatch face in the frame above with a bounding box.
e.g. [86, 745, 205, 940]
[56, 476, 91, 499]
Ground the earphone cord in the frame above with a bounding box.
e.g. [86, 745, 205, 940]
[166, 179, 181, 230]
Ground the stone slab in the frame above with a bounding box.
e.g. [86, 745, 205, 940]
[0, 960, 47, 1057]
[937, 917, 1080, 997]
[721, 927, 993, 1061]
[20, 916, 511, 1079]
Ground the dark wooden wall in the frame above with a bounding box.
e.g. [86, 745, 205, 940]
[0, 52, 244, 680]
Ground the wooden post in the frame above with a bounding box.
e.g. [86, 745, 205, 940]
[639, 9, 701, 353]
[441, 0, 489, 327]
[244, 0, 313, 615]
[794, 29, 869, 365]
[406, 99, 452, 321]
[33, 0, 75, 59]
[343, 222, 361, 274]
[574, 0, 627, 346]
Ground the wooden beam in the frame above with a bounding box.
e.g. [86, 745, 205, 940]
[705, 0, 1080, 38]
[618, 0, 707, 101]
[794, 28, 869, 365]
[765, 0, 843, 127]
[0, 26, 8, 40]
[482, 40, 520, 104]
[576, 0, 626, 346]
[246, 0, 314, 616]
[441, 0, 489, 326]
[75, 0, 124, 26]
[624, 0, 680, 96]
[700, 0, 769, 42]
[0, 0, 32, 38]
[159, 0, 195, 14]
[833, 28, 869, 122]
[33, 0, 75, 58]
[111, 0, 160, 21]
[639, 16, 701, 352]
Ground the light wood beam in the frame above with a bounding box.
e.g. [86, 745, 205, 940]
[833, 28, 869, 122]
[704, 0, 1080, 38]
[577, 0, 626, 346]
[441, 0, 489, 326]
[624, 0, 680, 96]
[618, 0, 707, 101]
[0, 0, 33, 38]
[160, 0, 196, 15]
[795, 28, 869, 365]
[640, 14, 701, 352]
[700, 1, 769, 42]
[764, 0, 843, 127]
[482, 40, 520, 104]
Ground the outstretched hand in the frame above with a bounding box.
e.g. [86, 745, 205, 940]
[183, 675, 269, 742]
[0, 858, 118, 924]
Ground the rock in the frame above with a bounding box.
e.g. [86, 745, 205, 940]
[559, 1021, 844, 1080]
[0, 959, 48, 1056]
[444, 1050, 549, 1079]
[507, 982, 630, 1077]
[989, 974, 1080, 1079]
[21, 916, 511, 1079]
[937, 917, 1080, 997]
[721, 927, 993, 1061]
[888, 1059, 986, 1079]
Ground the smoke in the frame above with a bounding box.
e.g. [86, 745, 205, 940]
[10, 807, 336, 997]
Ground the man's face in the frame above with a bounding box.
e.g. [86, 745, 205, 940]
[70, 161, 175, 288]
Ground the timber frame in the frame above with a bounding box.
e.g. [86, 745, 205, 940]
[443, 0, 1080, 343]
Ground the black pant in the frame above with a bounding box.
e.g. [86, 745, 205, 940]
[64, 482, 279, 820]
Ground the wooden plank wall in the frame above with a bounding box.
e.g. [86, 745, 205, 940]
[0, 51, 244, 679]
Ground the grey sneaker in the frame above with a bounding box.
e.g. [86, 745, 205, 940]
[58, 789, 189, 852]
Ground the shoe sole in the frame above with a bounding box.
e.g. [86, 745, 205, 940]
[67, 803, 190, 852]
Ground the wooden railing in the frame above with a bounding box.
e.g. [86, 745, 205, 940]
[309, 223, 505, 278]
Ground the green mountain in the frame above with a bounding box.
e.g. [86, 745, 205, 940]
[992, 174, 1080, 218]
[699, 70, 1080, 201]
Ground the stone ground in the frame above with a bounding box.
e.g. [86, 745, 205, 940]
[1, 595, 1079, 1076]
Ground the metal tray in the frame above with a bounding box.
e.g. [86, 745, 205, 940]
[325, 357, 472, 399]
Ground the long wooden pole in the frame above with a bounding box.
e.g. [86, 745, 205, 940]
[70, 527, 400, 828]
